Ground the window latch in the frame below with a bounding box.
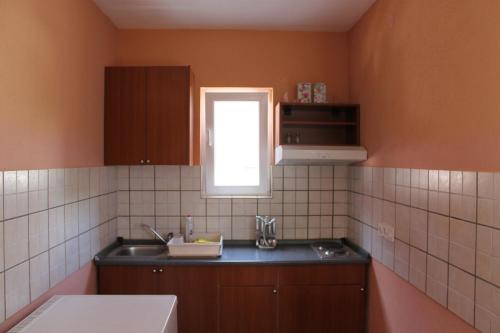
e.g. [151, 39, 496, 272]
[208, 129, 214, 147]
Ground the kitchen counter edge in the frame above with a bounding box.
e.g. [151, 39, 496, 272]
[94, 239, 371, 266]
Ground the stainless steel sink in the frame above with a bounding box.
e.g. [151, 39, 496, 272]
[108, 245, 167, 257]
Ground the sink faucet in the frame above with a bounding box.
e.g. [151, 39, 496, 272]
[256, 216, 277, 249]
[141, 224, 172, 245]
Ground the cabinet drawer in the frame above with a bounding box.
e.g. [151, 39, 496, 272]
[99, 266, 158, 294]
[218, 266, 277, 286]
[279, 264, 366, 285]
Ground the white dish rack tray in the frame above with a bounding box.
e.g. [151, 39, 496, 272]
[167, 233, 223, 258]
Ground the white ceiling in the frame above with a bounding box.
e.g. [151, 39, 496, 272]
[93, 0, 376, 32]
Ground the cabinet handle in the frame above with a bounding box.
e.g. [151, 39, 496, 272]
[360, 288, 365, 292]
[146, 160, 151, 164]
[158, 268, 163, 273]
[140, 160, 145, 164]
[272, 289, 278, 295]
[152, 269, 157, 273]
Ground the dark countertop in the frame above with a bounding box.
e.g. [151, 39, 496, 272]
[94, 239, 370, 266]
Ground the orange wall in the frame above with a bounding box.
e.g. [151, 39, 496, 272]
[0, 0, 117, 170]
[368, 261, 477, 333]
[349, 0, 500, 172]
[0, 263, 96, 333]
[349, 0, 497, 332]
[116, 30, 350, 164]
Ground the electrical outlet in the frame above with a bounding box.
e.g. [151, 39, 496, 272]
[377, 223, 395, 242]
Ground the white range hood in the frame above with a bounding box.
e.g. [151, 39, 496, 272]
[275, 145, 367, 165]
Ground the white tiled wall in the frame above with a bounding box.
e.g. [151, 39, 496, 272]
[347, 166, 500, 332]
[7, 162, 499, 331]
[0, 167, 118, 324]
[116, 165, 350, 241]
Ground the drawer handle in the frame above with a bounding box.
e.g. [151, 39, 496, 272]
[272, 289, 278, 295]
[158, 268, 163, 273]
[360, 288, 365, 292]
[152, 269, 157, 273]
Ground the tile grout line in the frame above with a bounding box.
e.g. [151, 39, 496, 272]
[2, 171, 5, 321]
[27, 172, 32, 307]
[473, 172, 478, 327]
[446, 171, 452, 311]
[424, 171, 429, 297]
[47, 173, 54, 296]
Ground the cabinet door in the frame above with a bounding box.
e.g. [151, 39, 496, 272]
[219, 266, 277, 286]
[279, 264, 366, 285]
[219, 286, 277, 333]
[157, 266, 218, 333]
[278, 285, 365, 333]
[98, 266, 158, 294]
[146, 67, 192, 165]
[104, 67, 147, 165]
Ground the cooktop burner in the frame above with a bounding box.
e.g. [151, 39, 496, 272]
[311, 241, 355, 259]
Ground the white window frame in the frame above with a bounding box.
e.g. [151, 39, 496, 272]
[201, 87, 273, 198]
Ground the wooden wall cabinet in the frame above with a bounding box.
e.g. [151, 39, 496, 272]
[105, 66, 193, 166]
[98, 264, 366, 333]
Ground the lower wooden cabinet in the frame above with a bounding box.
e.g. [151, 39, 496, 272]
[218, 266, 278, 333]
[98, 264, 366, 333]
[219, 286, 277, 333]
[99, 265, 217, 333]
[158, 266, 218, 333]
[276, 264, 366, 332]
[278, 285, 365, 333]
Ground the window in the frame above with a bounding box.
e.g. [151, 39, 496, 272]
[201, 88, 273, 197]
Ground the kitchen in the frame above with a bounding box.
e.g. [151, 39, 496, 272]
[0, 0, 498, 332]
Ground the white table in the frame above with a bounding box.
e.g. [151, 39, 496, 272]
[9, 295, 177, 333]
